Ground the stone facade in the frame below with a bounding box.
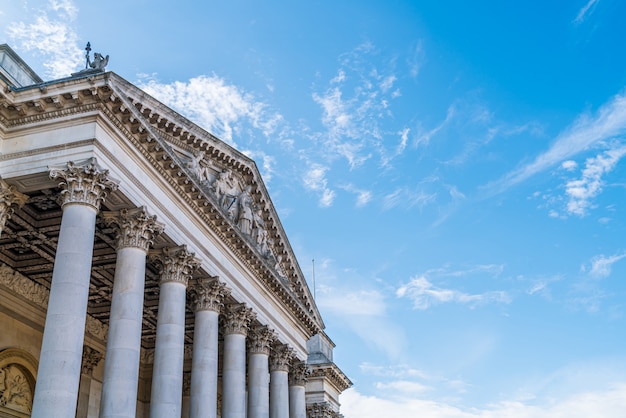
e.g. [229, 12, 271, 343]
[0, 43, 350, 418]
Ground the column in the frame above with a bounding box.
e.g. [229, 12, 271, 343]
[288, 362, 309, 418]
[77, 346, 103, 418]
[150, 246, 200, 418]
[222, 303, 255, 418]
[31, 158, 118, 418]
[247, 326, 275, 418]
[269, 344, 293, 418]
[0, 177, 27, 237]
[99, 207, 164, 418]
[189, 278, 230, 418]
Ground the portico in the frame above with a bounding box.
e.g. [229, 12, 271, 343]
[0, 43, 351, 418]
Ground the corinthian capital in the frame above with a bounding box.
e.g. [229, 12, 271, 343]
[223, 303, 255, 336]
[49, 158, 119, 210]
[289, 361, 310, 386]
[270, 343, 294, 372]
[103, 206, 164, 252]
[81, 346, 103, 376]
[0, 177, 27, 236]
[189, 277, 230, 312]
[155, 245, 200, 287]
[248, 325, 275, 355]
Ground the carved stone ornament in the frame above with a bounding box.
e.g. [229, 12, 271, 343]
[0, 263, 109, 340]
[0, 177, 28, 236]
[0, 364, 32, 413]
[103, 206, 164, 252]
[81, 346, 102, 376]
[210, 169, 240, 212]
[247, 326, 275, 355]
[189, 277, 230, 313]
[306, 402, 341, 418]
[269, 343, 293, 372]
[223, 303, 255, 336]
[49, 158, 119, 211]
[156, 245, 200, 287]
[288, 361, 310, 387]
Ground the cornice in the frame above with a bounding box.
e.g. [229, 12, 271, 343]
[308, 362, 353, 393]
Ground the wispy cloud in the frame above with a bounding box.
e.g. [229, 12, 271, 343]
[383, 187, 437, 210]
[302, 163, 336, 207]
[564, 144, 626, 216]
[582, 252, 626, 279]
[311, 42, 406, 169]
[341, 383, 626, 418]
[397, 275, 510, 310]
[573, 0, 600, 24]
[6, 0, 82, 78]
[488, 90, 626, 194]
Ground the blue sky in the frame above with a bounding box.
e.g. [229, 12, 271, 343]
[3, 1, 626, 416]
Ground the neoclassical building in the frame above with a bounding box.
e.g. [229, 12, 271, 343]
[0, 43, 350, 418]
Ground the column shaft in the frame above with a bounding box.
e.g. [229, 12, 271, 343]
[190, 310, 219, 418]
[248, 353, 270, 418]
[269, 369, 289, 418]
[99, 246, 147, 417]
[150, 281, 187, 418]
[222, 333, 247, 418]
[288, 386, 306, 418]
[31, 204, 98, 418]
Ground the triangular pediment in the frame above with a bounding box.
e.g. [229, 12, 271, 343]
[106, 75, 324, 332]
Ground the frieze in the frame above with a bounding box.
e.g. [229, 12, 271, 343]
[0, 263, 109, 341]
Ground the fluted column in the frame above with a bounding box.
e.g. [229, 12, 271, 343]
[222, 303, 255, 418]
[150, 246, 200, 418]
[247, 326, 275, 418]
[269, 344, 293, 418]
[189, 278, 230, 418]
[77, 346, 103, 418]
[99, 207, 164, 418]
[288, 362, 309, 418]
[32, 158, 118, 418]
[0, 177, 27, 237]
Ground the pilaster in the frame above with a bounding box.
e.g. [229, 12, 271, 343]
[0, 177, 28, 237]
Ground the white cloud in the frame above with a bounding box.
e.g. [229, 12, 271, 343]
[341, 383, 626, 418]
[311, 42, 403, 168]
[6, 0, 83, 78]
[489, 90, 626, 194]
[383, 187, 437, 210]
[397, 275, 510, 310]
[564, 144, 626, 216]
[584, 252, 626, 279]
[302, 164, 335, 207]
[573, 0, 600, 24]
[139, 75, 281, 146]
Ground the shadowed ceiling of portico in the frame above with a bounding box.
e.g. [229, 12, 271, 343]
[0, 176, 235, 350]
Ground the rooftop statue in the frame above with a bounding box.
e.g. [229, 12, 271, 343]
[84, 42, 108, 71]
